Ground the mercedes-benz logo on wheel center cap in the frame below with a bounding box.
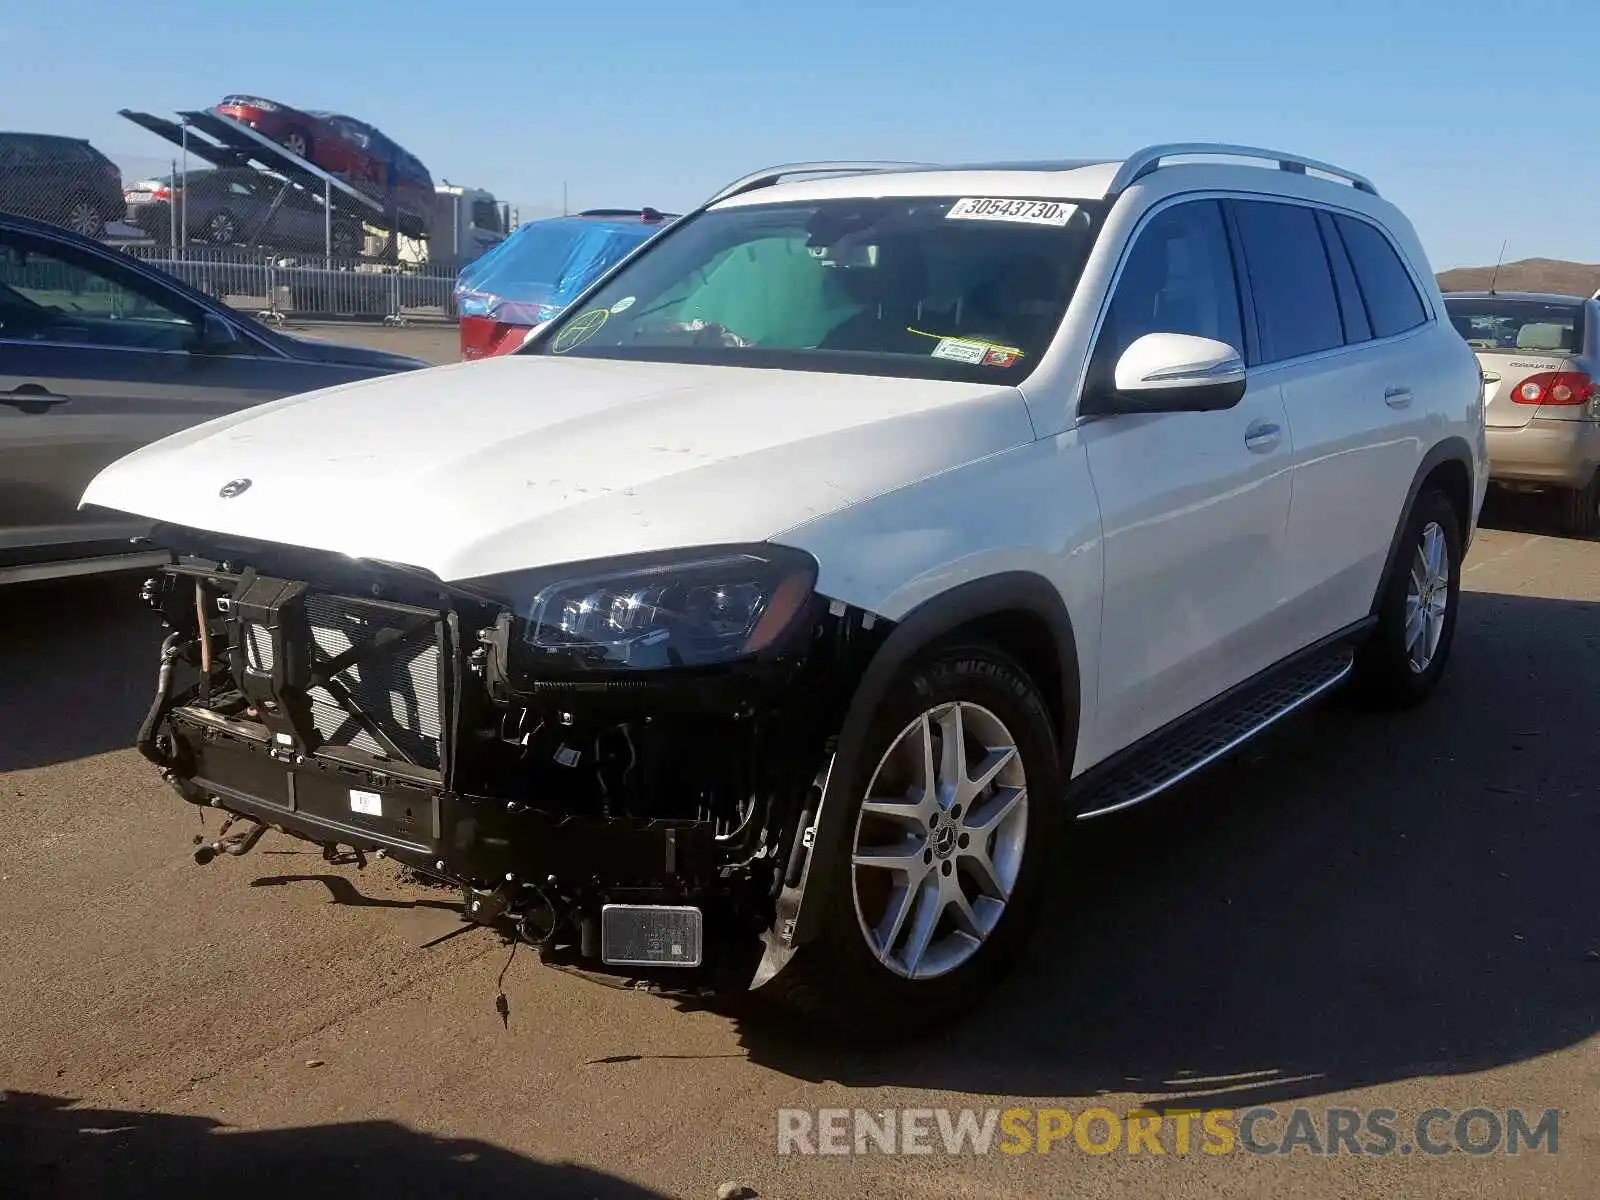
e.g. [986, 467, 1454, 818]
[218, 478, 252, 499]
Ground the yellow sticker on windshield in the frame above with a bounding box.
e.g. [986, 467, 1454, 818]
[551, 307, 609, 353]
[911, 327, 1026, 367]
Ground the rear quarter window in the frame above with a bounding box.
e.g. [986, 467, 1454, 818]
[1316, 210, 1372, 344]
[1334, 215, 1427, 338]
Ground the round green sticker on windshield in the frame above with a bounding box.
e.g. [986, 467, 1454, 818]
[551, 308, 609, 354]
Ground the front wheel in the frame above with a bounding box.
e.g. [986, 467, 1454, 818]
[1353, 485, 1463, 708]
[767, 643, 1064, 1033]
[203, 211, 239, 245]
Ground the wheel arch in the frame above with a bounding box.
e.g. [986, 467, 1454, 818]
[791, 571, 1080, 946]
[1371, 436, 1475, 616]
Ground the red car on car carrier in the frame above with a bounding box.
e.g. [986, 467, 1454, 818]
[213, 94, 434, 216]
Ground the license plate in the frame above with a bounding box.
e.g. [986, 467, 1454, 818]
[349, 788, 384, 816]
[600, 904, 703, 967]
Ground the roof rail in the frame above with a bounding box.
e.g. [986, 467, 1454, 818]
[704, 161, 933, 206]
[1107, 143, 1379, 197]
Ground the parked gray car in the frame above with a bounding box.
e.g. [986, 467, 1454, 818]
[124, 166, 367, 257]
[1444, 290, 1600, 535]
[0, 211, 427, 584]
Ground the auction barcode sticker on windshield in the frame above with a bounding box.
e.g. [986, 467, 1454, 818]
[931, 337, 989, 364]
[946, 198, 1078, 226]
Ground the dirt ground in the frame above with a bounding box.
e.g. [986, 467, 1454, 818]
[283, 317, 461, 365]
[1, 324, 1596, 1199]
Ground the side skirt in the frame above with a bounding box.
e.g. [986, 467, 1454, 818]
[1070, 618, 1375, 821]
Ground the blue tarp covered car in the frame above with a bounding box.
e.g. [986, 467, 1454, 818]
[455, 208, 674, 358]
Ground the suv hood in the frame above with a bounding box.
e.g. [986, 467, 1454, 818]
[82, 355, 1035, 581]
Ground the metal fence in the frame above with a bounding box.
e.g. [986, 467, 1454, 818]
[119, 244, 458, 324]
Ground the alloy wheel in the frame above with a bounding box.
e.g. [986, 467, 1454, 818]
[851, 700, 1028, 980]
[66, 200, 101, 236]
[1405, 520, 1450, 673]
[282, 131, 309, 159]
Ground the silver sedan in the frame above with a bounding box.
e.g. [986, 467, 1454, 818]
[0, 212, 427, 584]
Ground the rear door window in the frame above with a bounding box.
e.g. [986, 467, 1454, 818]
[1229, 200, 1344, 363]
[331, 119, 371, 151]
[1334, 215, 1427, 337]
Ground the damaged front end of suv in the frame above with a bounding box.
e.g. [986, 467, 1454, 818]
[135, 523, 889, 992]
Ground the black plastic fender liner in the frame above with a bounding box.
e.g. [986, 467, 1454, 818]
[1369, 436, 1477, 617]
[774, 571, 1082, 956]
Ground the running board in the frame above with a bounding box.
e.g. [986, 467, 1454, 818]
[1072, 644, 1357, 820]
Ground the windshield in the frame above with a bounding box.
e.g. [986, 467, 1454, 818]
[1443, 297, 1586, 355]
[524, 196, 1100, 383]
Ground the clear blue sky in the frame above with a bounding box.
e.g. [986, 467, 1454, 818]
[4, 0, 1594, 269]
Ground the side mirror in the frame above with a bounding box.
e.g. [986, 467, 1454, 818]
[192, 312, 248, 357]
[1081, 332, 1247, 416]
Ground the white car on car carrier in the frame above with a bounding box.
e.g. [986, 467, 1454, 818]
[85, 143, 1486, 1029]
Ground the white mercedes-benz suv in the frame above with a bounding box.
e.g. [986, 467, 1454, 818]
[85, 144, 1486, 1030]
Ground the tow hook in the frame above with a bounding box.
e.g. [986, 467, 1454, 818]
[193, 816, 269, 864]
[463, 885, 513, 926]
[322, 844, 368, 870]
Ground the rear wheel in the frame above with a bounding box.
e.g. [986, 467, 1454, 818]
[330, 224, 362, 259]
[766, 643, 1064, 1034]
[1353, 486, 1462, 708]
[62, 193, 105, 237]
[1558, 471, 1600, 538]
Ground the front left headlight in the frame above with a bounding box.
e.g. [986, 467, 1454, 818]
[477, 546, 819, 672]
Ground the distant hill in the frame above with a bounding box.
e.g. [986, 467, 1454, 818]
[1436, 257, 1600, 297]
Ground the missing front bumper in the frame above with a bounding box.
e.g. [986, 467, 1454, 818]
[168, 705, 722, 894]
[133, 539, 890, 991]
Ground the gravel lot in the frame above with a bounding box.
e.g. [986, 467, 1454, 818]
[1, 323, 1595, 1199]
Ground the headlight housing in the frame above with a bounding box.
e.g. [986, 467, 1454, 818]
[477, 545, 819, 673]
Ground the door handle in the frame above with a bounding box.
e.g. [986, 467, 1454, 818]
[1243, 421, 1282, 453]
[1384, 386, 1413, 409]
[1, 385, 70, 415]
